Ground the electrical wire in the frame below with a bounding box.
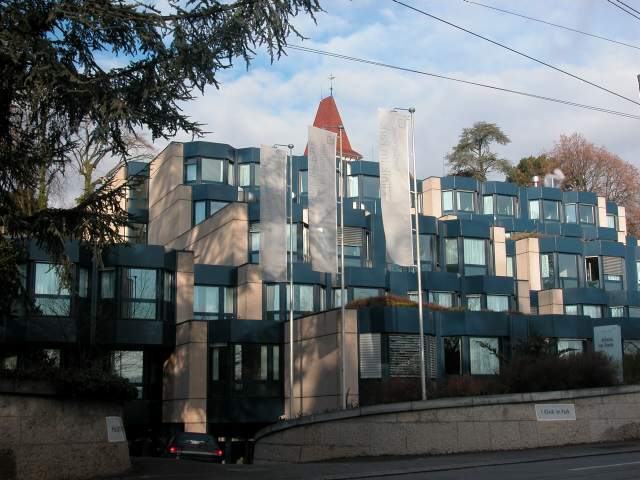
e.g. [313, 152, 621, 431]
[607, 0, 640, 22]
[288, 45, 640, 120]
[462, 0, 640, 51]
[391, 0, 640, 108]
[615, 0, 640, 15]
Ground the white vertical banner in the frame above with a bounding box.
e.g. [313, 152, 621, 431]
[378, 108, 414, 266]
[260, 145, 288, 282]
[308, 126, 338, 274]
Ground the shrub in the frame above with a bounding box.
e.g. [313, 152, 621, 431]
[624, 352, 640, 384]
[0, 364, 138, 404]
[346, 294, 417, 309]
[427, 374, 506, 399]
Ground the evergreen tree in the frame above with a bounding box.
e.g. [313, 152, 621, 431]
[446, 122, 511, 181]
[0, 0, 321, 317]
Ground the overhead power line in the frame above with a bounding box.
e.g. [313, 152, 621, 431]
[463, 0, 640, 51]
[607, 0, 640, 22]
[288, 45, 640, 121]
[390, 0, 640, 108]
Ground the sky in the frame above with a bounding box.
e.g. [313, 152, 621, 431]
[62, 0, 640, 201]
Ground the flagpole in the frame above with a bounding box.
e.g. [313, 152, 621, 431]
[338, 126, 347, 410]
[275, 143, 295, 418]
[409, 109, 427, 401]
[394, 107, 426, 401]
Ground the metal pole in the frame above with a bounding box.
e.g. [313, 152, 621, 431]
[339, 127, 347, 410]
[287, 145, 295, 416]
[409, 108, 427, 401]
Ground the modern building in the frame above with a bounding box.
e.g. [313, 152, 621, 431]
[3, 96, 640, 445]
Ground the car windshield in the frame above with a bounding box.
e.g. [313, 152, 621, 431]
[175, 433, 218, 448]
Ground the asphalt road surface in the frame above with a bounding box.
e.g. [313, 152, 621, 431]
[106, 441, 640, 480]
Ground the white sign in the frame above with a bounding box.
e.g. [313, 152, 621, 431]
[106, 416, 127, 443]
[535, 404, 576, 421]
[594, 325, 623, 382]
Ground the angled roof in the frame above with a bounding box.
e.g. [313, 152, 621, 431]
[305, 96, 363, 160]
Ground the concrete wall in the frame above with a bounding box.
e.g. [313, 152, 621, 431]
[538, 289, 564, 315]
[515, 237, 541, 314]
[284, 310, 359, 418]
[0, 390, 129, 480]
[421, 177, 442, 218]
[163, 251, 208, 433]
[237, 264, 263, 320]
[167, 202, 249, 267]
[491, 226, 507, 277]
[254, 385, 640, 463]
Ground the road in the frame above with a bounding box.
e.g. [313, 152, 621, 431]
[106, 441, 640, 479]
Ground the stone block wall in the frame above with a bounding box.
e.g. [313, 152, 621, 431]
[0, 390, 130, 480]
[254, 385, 640, 463]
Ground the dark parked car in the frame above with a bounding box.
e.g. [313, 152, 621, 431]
[164, 433, 224, 462]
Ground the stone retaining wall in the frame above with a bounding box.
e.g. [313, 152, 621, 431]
[0, 387, 130, 480]
[254, 385, 640, 463]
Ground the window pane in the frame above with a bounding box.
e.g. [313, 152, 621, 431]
[496, 195, 514, 216]
[565, 304, 578, 315]
[113, 351, 143, 398]
[201, 158, 224, 182]
[470, 337, 499, 375]
[565, 204, 577, 223]
[543, 200, 559, 221]
[209, 201, 227, 216]
[79, 268, 89, 298]
[125, 268, 156, 299]
[541, 254, 554, 289]
[362, 176, 380, 198]
[529, 200, 540, 220]
[194, 286, 219, 314]
[260, 345, 268, 380]
[234, 345, 242, 381]
[185, 162, 197, 182]
[35, 264, 68, 295]
[457, 191, 474, 212]
[272, 345, 280, 380]
[445, 238, 458, 272]
[227, 161, 234, 185]
[487, 295, 509, 312]
[579, 204, 595, 224]
[299, 170, 308, 194]
[467, 295, 481, 311]
[583, 305, 601, 318]
[254, 165, 260, 186]
[286, 224, 298, 253]
[463, 238, 485, 266]
[483, 195, 493, 215]
[212, 348, 220, 381]
[506, 256, 514, 277]
[347, 176, 359, 197]
[35, 297, 70, 316]
[558, 254, 578, 281]
[124, 302, 156, 319]
[100, 270, 115, 299]
[442, 191, 453, 212]
[444, 337, 461, 375]
[239, 164, 251, 186]
[333, 288, 343, 307]
[610, 306, 624, 318]
[224, 287, 234, 314]
[429, 291, 453, 307]
[557, 339, 583, 356]
[266, 285, 280, 312]
[194, 201, 207, 225]
[607, 214, 616, 229]
[352, 287, 379, 301]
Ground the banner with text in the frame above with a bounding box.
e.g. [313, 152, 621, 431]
[260, 145, 288, 282]
[378, 109, 413, 266]
[308, 126, 338, 274]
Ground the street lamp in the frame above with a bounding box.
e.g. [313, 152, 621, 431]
[393, 107, 426, 401]
[274, 143, 295, 418]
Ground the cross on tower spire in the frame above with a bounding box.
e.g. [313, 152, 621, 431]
[328, 73, 335, 96]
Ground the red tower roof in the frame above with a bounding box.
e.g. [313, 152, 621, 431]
[305, 96, 362, 160]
